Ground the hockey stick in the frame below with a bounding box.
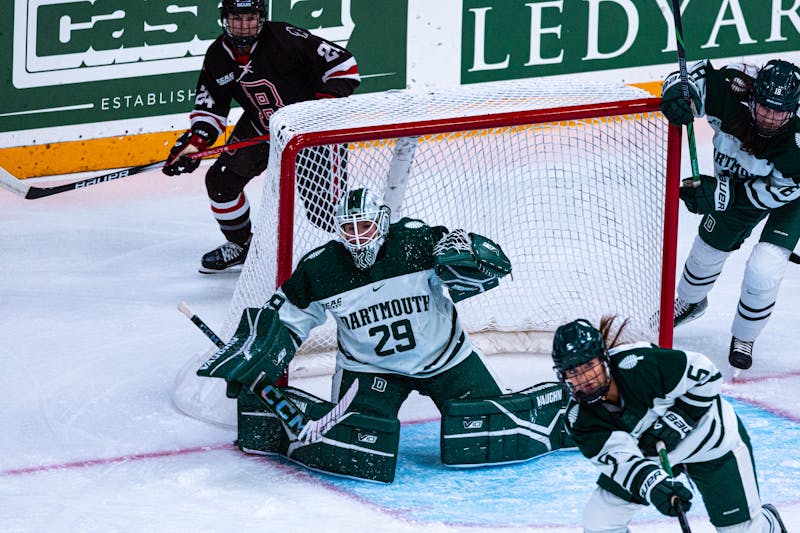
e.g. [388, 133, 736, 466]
[668, 0, 700, 183]
[0, 134, 270, 200]
[656, 441, 692, 533]
[177, 301, 358, 443]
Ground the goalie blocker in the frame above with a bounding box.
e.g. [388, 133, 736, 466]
[236, 381, 573, 482]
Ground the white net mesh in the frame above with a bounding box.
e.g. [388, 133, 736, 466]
[173, 78, 675, 427]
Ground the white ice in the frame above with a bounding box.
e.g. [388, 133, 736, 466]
[1, 120, 798, 532]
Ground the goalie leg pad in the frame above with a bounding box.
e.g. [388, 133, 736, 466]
[235, 388, 283, 455]
[440, 382, 571, 466]
[271, 387, 401, 483]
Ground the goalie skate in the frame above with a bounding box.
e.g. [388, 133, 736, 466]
[200, 237, 250, 274]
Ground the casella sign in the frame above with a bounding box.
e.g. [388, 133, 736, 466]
[2, 0, 405, 133]
[13, 0, 358, 89]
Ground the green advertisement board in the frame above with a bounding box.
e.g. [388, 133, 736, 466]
[1, 0, 407, 134]
[4, 0, 800, 139]
[461, 0, 800, 83]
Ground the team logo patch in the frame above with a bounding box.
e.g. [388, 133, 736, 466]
[404, 220, 424, 229]
[371, 376, 387, 393]
[703, 214, 716, 233]
[286, 26, 309, 38]
[567, 403, 580, 425]
[618, 354, 643, 370]
[216, 72, 234, 86]
[306, 248, 325, 260]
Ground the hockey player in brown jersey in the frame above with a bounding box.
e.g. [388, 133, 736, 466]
[162, 0, 360, 273]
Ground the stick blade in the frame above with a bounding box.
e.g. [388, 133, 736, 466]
[0, 166, 31, 197]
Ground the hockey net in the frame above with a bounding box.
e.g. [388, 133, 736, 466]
[174, 78, 681, 428]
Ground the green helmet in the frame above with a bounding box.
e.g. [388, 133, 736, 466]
[750, 59, 800, 136]
[552, 319, 610, 404]
[334, 188, 391, 270]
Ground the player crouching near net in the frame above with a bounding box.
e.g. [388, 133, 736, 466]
[195, 188, 574, 482]
[550, 317, 787, 532]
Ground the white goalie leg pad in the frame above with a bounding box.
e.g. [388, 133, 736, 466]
[677, 235, 731, 302]
[440, 382, 570, 466]
[732, 242, 791, 342]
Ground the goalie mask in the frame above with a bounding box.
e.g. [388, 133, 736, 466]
[220, 0, 266, 48]
[552, 319, 610, 405]
[750, 59, 800, 137]
[334, 188, 390, 270]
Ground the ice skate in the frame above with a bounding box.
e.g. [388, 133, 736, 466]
[729, 337, 754, 381]
[673, 296, 707, 327]
[200, 237, 250, 274]
[762, 503, 787, 533]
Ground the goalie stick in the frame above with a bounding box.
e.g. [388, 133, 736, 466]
[177, 301, 358, 444]
[657, 441, 693, 533]
[0, 134, 270, 200]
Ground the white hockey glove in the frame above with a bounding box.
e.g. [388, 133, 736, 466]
[434, 229, 511, 302]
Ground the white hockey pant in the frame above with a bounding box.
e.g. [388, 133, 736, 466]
[732, 242, 790, 342]
[582, 486, 778, 533]
[677, 236, 731, 303]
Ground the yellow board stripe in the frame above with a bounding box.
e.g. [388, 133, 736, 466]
[0, 82, 661, 180]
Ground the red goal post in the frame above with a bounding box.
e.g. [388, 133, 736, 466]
[173, 79, 682, 428]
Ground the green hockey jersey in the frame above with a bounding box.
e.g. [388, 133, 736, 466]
[667, 59, 800, 209]
[272, 218, 477, 377]
[564, 342, 741, 502]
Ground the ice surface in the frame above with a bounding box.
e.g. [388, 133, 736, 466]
[1, 121, 798, 532]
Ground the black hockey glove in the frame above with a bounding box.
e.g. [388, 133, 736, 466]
[163, 126, 214, 176]
[639, 406, 697, 455]
[679, 174, 734, 214]
[648, 477, 693, 517]
[660, 79, 702, 125]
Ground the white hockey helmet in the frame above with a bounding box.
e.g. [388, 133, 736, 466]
[334, 188, 391, 270]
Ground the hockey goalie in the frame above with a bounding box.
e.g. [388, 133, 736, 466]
[197, 187, 573, 482]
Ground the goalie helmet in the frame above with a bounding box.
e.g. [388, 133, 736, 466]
[750, 59, 800, 136]
[334, 188, 391, 270]
[552, 319, 610, 404]
[220, 0, 266, 48]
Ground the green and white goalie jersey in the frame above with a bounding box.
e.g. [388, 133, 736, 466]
[272, 218, 476, 377]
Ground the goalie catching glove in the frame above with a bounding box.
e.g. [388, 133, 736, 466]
[197, 307, 297, 389]
[434, 229, 511, 302]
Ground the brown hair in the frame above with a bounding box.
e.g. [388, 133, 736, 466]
[598, 314, 631, 349]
